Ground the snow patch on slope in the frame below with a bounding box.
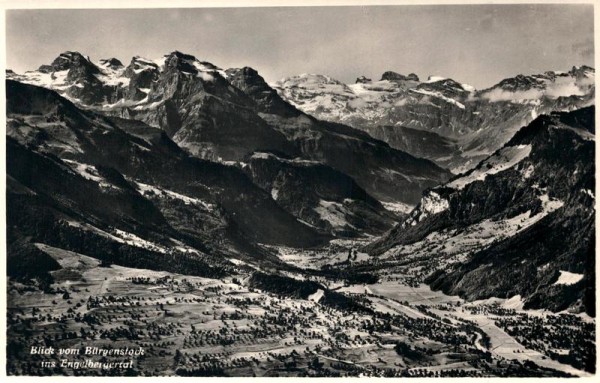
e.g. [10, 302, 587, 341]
[426, 76, 447, 83]
[411, 88, 465, 109]
[581, 189, 594, 199]
[381, 201, 414, 215]
[114, 229, 167, 254]
[136, 181, 214, 210]
[448, 145, 532, 190]
[62, 160, 119, 190]
[271, 188, 279, 201]
[11, 69, 71, 90]
[554, 271, 584, 286]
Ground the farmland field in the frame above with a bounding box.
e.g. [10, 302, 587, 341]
[7, 243, 593, 377]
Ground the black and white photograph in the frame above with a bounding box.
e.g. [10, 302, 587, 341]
[2, 0, 597, 378]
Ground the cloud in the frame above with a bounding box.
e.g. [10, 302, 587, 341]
[544, 76, 587, 98]
[480, 75, 590, 102]
[481, 88, 544, 102]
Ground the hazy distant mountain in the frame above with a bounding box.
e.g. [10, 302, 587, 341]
[273, 67, 594, 172]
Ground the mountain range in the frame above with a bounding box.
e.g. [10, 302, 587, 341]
[273, 67, 594, 173]
[5, 51, 595, 317]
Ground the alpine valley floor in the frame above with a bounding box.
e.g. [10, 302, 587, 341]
[7, 238, 594, 377]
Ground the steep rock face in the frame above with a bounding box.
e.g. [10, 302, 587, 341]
[34, 51, 128, 105]
[274, 68, 594, 172]
[122, 56, 161, 101]
[120, 52, 298, 161]
[38, 51, 99, 75]
[367, 107, 595, 315]
[99, 58, 124, 70]
[242, 151, 397, 236]
[225, 66, 452, 204]
[6, 80, 329, 255]
[225, 67, 301, 118]
[416, 77, 470, 99]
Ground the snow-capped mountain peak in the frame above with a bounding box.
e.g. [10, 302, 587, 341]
[6, 50, 233, 108]
[274, 66, 594, 172]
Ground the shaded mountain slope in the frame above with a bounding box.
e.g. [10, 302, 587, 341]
[242, 151, 397, 237]
[7, 80, 329, 254]
[227, 66, 452, 203]
[366, 107, 595, 315]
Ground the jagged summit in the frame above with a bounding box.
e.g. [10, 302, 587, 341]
[99, 58, 124, 70]
[7, 50, 235, 107]
[164, 51, 206, 74]
[569, 65, 595, 80]
[381, 71, 419, 82]
[482, 66, 595, 94]
[225, 66, 267, 88]
[226, 66, 301, 117]
[38, 51, 97, 74]
[416, 77, 470, 97]
[35, 52, 110, 90]
[487, 74, 547, 92]
[127, 56, 160, 71]
[168, 50, 196, 60]
[8, 50, 594, 176]
[120, 52, 226, 80]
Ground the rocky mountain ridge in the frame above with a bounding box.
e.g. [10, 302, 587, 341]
[7, 51, 451, 205]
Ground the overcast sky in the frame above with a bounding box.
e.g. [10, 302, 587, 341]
[6, 4, 594, 89]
